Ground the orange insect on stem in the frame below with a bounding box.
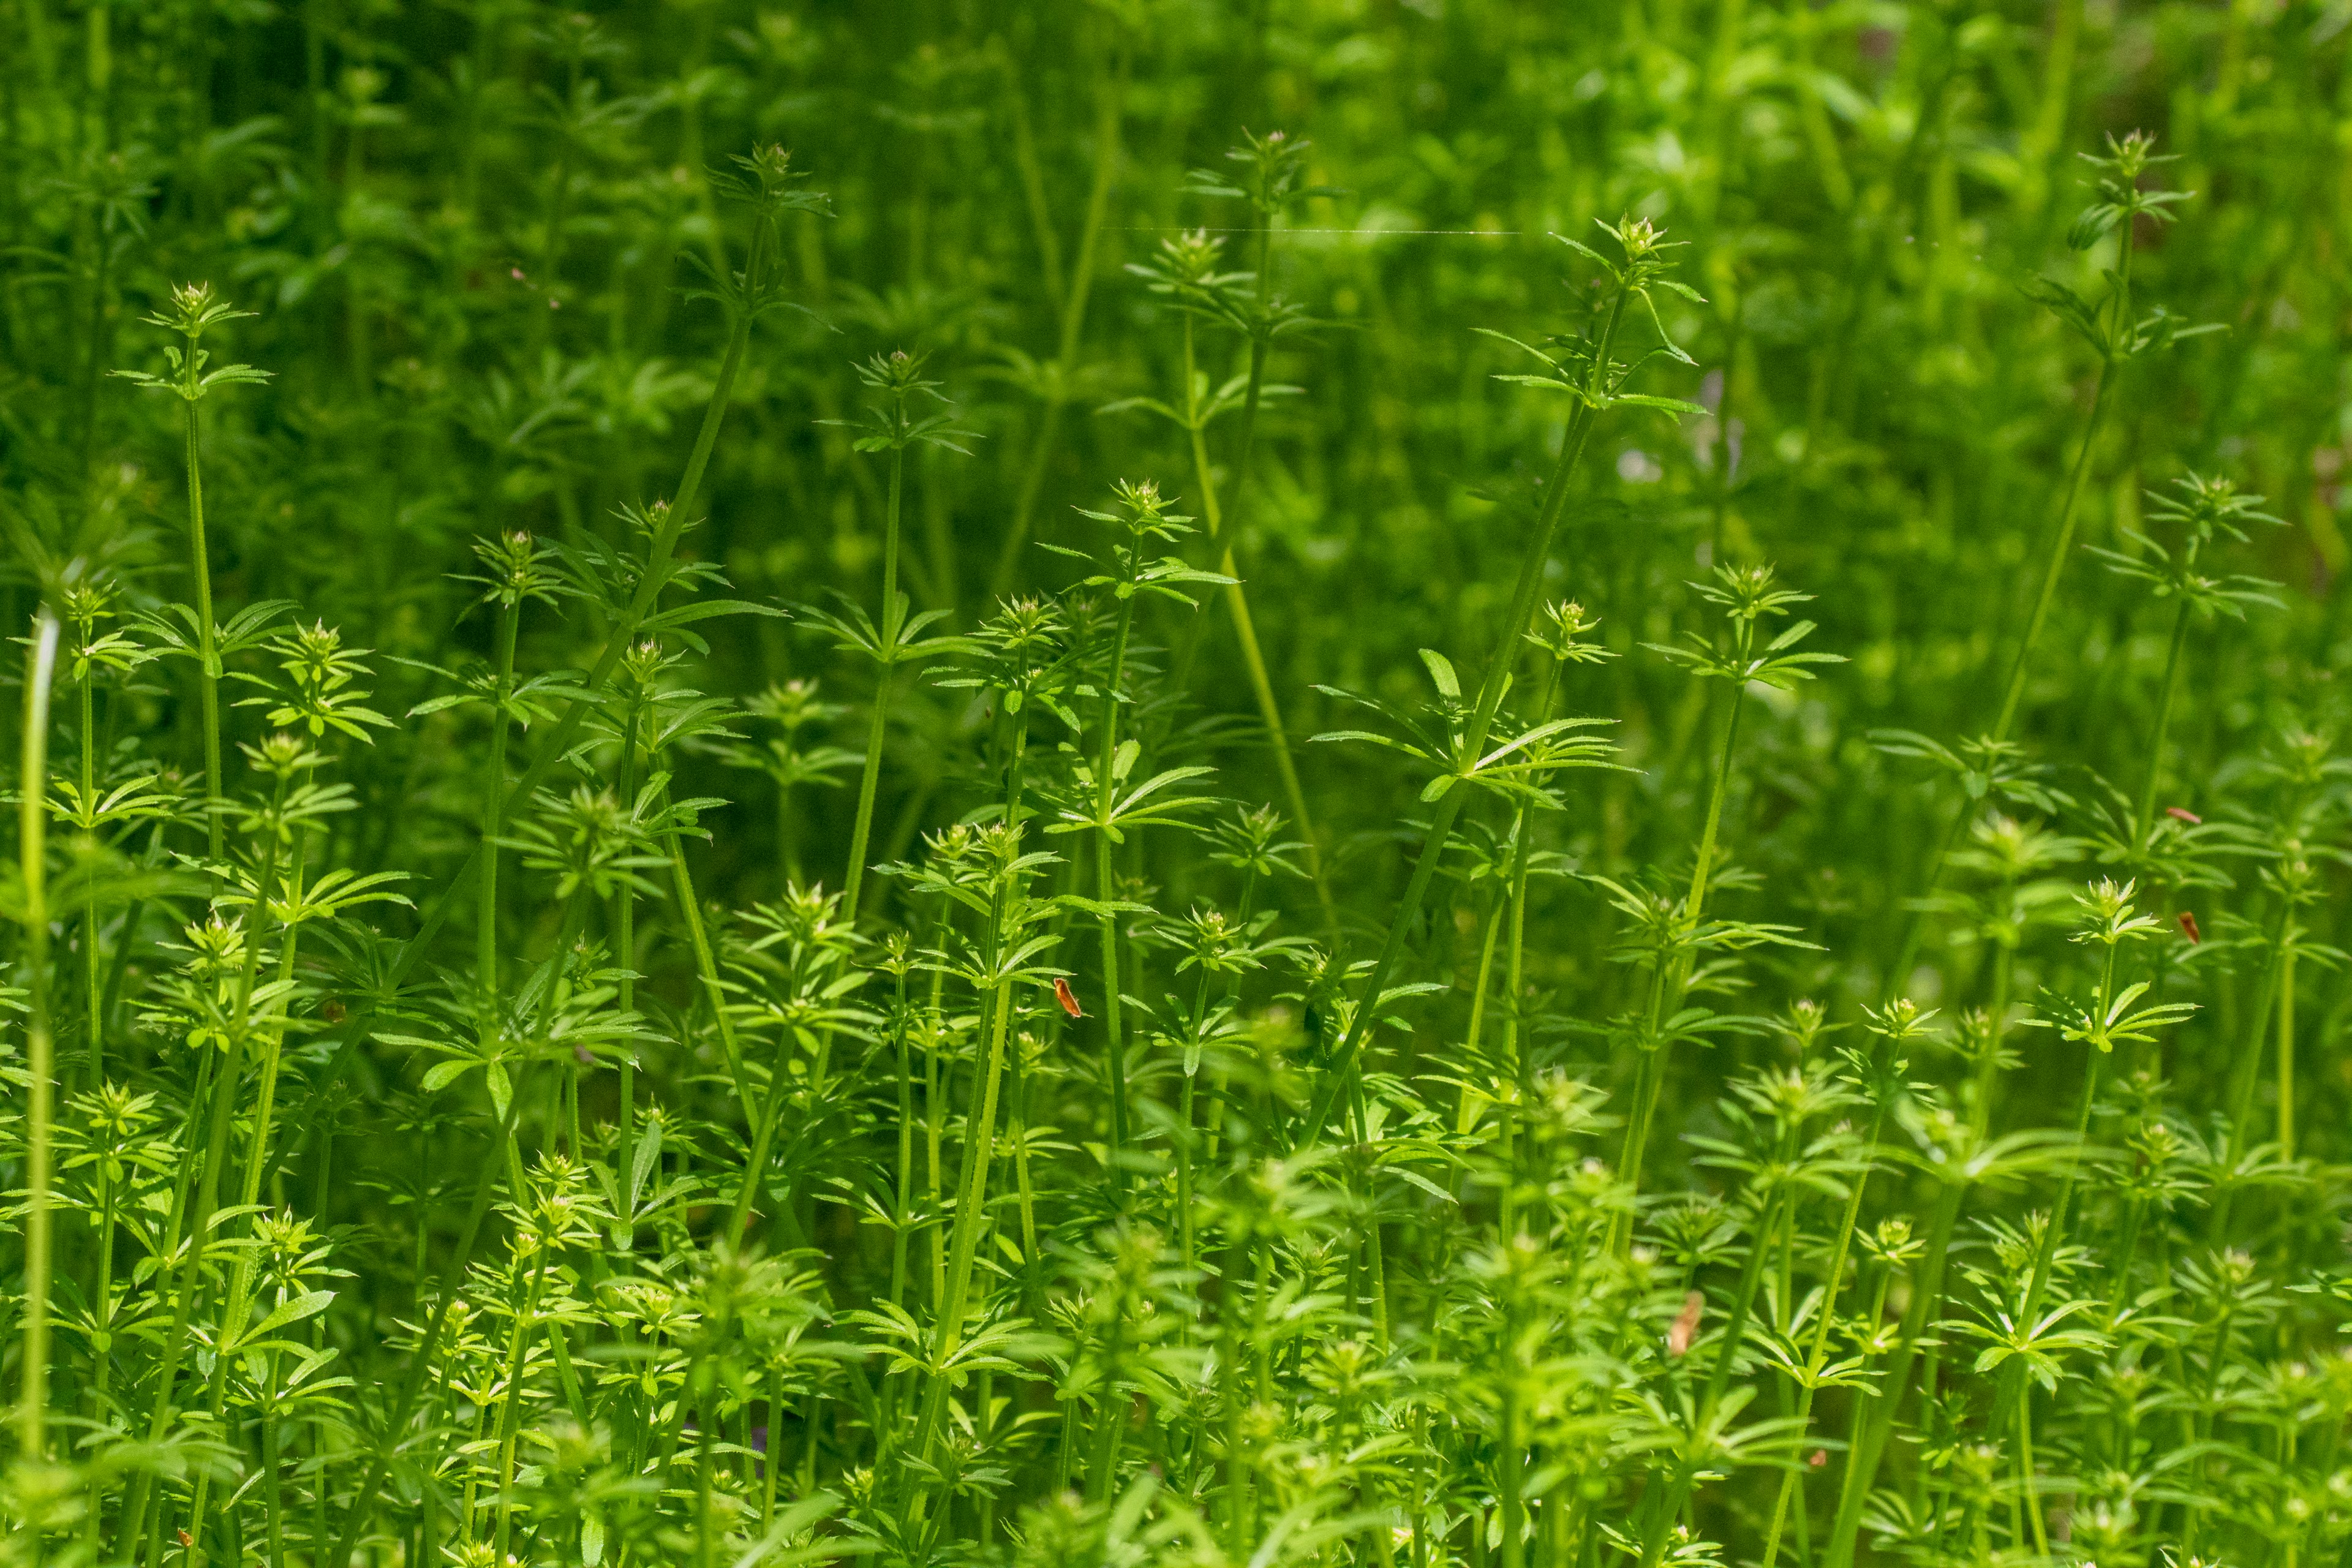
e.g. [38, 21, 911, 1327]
[1667, 1291, 1703, 1357]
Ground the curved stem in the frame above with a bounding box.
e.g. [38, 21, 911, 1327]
[80, 667, 100, 1088]
[16, 610, 60, 1460]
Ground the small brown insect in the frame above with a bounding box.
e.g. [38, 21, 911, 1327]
[178, 1531, 194, 1548]
[1667, 1291, 1704, 1357]
[1054, 976, 1084, 1019]
[2166, 805, 2202, 824]
[1809, 1449, 1828, 1469]
[2178, 911, 2203, 944]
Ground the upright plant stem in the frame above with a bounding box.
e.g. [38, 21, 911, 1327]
[905, 717, 1034, 1515]
[1170, 168, 1283, 693]
[1890, 225, 2135, 982]
[987, 43, 1124, 599]
[1296, 285, 1630, 1150]
[843, 441, 905, 916]
[888, 962, 916, 1307]
[615, 681, 643, 1251]
[1610, 685, 1746, 1248]
[1499, 1281, 1526, 1568]
[181, 396, 224, 864]
[2133, 598, 2195, 848]
[2222, 897, 2291, 1156]
[159, 772, 298, 1565]
[1491, 654, 1568, 1231]
[1819, 1180, 1966, 1568]
[1456, 894, 1507, 1139]
[907, 979, 1016, 1474]
[325, 1071, 537, 1564]
[1094, 589, 1138, 1187]
[1639, 1187, 1785, 1568]
[1972, 928, 2018, 1138]
[1170, 280, 1336, 925]
[117, 805, 283, 1559]
[79, 654, 102, 1087]
[1757, 1091, 1891, 1568]
[264, 211, 771, 1188]
[492, 1246, 553, 1564]
[480, 597, 519, 1031]
[15, 608, 61, 1460]
[2007, 1037, 2112, 1382]
[2015, 1390, 2051, 1556]
[2277, 936, 2297, 1161]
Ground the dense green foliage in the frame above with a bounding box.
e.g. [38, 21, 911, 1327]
[6, 2, 2352, 1566]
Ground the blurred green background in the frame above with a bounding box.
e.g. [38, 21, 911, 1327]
[5, 0, 2348, 1120]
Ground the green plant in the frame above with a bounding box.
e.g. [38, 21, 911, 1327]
[4, 12, 2352, 1568]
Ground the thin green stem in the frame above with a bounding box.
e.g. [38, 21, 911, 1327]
[2277, 937, 2297, 1161]
[987, 43, 1125, 599]
[1610, 685, 1746, 1250]
[907, 978, 1016, 1472]
[2019, 1387, 2050, 1553]
[323, 1066, 538, 1564]
[15, 608, 60, 1460]
[1639, 1175, 1793, 1568]
[2133, 598, 2195, 848]
[118, 767, 289, 1561]
[1095, 590, 1137, 1186]
[614, 681, 643, 1251]
[181, 396, 224, 864]
[1173, 325, 1337, 927]
[1888, 236, 2132, 986]
[1991, 259, 2130, 746]
[1297, 286, 1629, 1150]
[175, 780, 307, 1564]
[264, 210, 773, 1187]
[843, 441, 905, 916]
[1820, 1180, 1966, 1568]
[480, 597, 519, 1028]
[492, 1246, 553, 1564]
[1758, 1095, 1891, 1568]
[80, 663, 100, 1088]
